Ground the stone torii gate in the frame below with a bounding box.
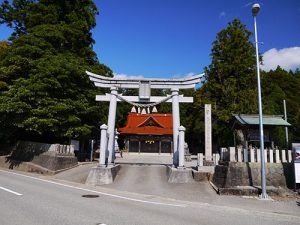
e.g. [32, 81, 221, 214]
[86, 71, 203, 168]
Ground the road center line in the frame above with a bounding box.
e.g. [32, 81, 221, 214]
[0, 170, 186, 208]
[0, 186, 23, 196]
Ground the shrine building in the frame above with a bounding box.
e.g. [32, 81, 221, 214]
[119, 113, 173, 154]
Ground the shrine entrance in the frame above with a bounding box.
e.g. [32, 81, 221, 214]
[86, 70, 203, 167]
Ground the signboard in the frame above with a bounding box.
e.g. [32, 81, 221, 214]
[293, 143, 300, 183]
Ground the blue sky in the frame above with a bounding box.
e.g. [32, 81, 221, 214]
[1, 0, 300, 78]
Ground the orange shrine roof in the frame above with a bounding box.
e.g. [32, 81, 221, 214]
[118, 113, 173, 135]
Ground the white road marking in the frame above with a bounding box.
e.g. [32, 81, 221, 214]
[0, 170, 186, 208]
[0, 186, 22, 196]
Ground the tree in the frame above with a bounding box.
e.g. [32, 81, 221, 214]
[189, 19, 258, 150]
[0, 0, 112, 145]
[261, 66, 300, 145]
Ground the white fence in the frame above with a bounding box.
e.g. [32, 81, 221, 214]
[219, 146, 292, 163]
[197, 146, 292, 166]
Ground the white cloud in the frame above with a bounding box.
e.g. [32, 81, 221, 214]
[171, 72, 197, 79]
[113, 73, 144, 79]
[261, 47, 300, 71]
[114, 72, 200, 80]
[219, 11, 226, 18]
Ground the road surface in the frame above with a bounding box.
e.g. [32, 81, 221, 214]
[1, 169, 300, 225]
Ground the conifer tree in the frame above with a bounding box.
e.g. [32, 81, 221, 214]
[190, 19, 258, 148]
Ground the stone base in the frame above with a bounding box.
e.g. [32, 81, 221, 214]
[218, 186, 293, 197]
[167, 166, 195, 183]
[203, 160, 215, 166]
[192, 166, 215, 182]
[0, 155, 78, 174]
[212, 162, 294, 196]
[85, 164, 120, 186]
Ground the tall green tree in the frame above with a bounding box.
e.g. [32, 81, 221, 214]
[0, 0, 112, 145]
[189, 19, 258, 150]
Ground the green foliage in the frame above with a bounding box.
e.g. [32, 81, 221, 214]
[187, 19, 258, 151]
[262, 66, 300, 145]
[0, 0, 112, 144]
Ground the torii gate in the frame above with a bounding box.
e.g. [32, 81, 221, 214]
[86, 71, 203, 168]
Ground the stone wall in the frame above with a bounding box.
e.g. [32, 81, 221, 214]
[2, 141, 78, 172]
[213, 162, 293, 190]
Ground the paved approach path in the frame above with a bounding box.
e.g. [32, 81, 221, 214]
[106, 164, 216, 203]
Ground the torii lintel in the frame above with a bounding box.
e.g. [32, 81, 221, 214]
[86, 71, 203, 89]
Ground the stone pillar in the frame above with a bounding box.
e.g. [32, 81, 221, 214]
[237, 146, 242, 162]
[220, 147, 228, 161]
[99, 124, 108, 166]
[281, 150, 287, 163]
[257, 148, 261, 162]
[288, 150, 292, 163]
[250, 147, 255, 162]
[269, 149, 274, 163]
[215, 153, 220, 165]
[243, 147, 248, 162]
[197, 153, 204, 167]
[275, 149, 280, 163]
[171, 88, 180, 166]
[178, 126, 186, 168]
[229, 147, 236, 162]
[107, 87, 118, 165]
[264, 149, 268, 163]
[70, 145, 75, 154]
[205, 104, 212, 161]
[114, 129, 119, 159]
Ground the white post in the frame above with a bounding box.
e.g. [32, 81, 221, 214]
[70, 145, 75, 154]
[269, 149, 274, 163]
[281, 150, 287, 163]
[257, 148, 261, 162]
[172, 88, 180, 166]
[275, 149, 280, 163]
[264, 149, 268, 163]
[243, 148, 248, 162]
[107, 87, 118, 165]
[114, 129, 120, 159]
[229, 147, 236, 162]
[216, 153, 220, 165]
[288, 150, 292, 163]
[237, 146, 242, 162]
[213, 153, 216, 164]
[250, 147, 255, 162]
[205, 104, 212, 161]
[197, 153, 204, 167]
[99, 124, 108, 166]
[178, 126, 186, 168]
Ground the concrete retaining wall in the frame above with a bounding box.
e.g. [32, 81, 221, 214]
[212, 162, 293, 193]
[1, 141, 78, 173]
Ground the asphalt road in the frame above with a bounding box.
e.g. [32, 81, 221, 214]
[1, 169, 300, 225]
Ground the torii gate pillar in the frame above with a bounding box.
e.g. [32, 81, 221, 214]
[171, 88, 180, 166]
[107, 87, 118, 165]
